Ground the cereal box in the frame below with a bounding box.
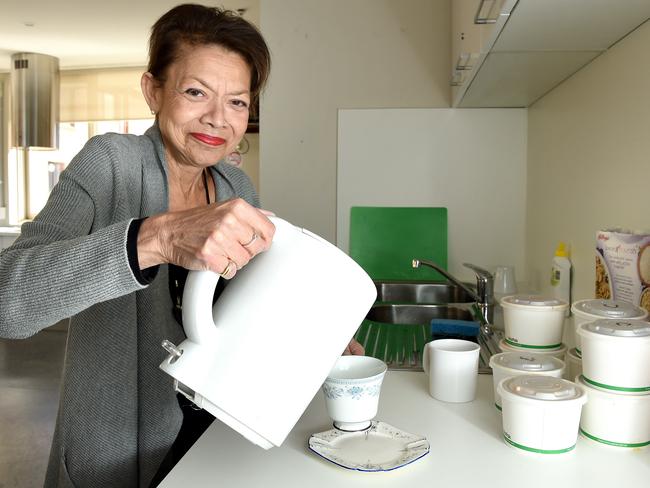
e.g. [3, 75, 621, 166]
[596, 229, 650, 313]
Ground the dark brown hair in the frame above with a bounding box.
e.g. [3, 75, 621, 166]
[148, 4, 270, 115]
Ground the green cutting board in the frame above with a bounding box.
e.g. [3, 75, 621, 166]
[349, 207, 447, 281]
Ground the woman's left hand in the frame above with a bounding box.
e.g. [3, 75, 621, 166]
[136, 198, 274, 278]
[342, 338, 364, 356]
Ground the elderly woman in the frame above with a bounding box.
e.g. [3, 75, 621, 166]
[0, 4, 360, 487]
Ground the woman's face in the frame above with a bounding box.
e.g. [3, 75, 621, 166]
[144, 44, 252, 169]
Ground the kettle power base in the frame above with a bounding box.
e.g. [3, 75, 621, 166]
[173, 378, 274, 450]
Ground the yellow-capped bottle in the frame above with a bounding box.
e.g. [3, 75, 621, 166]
[551, 242, 572, 316]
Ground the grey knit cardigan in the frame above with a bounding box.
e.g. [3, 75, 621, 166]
[0, 124, 259, 487]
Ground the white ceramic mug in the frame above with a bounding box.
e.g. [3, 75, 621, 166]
[322, 356, 387, 431]
[422, 339, 481, 403]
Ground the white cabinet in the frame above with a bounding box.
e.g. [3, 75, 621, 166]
[451, 0, 512, 67]
[450, 0, 517, 105]
[451, 0, 481, 72]
[451, 0, 650, 107]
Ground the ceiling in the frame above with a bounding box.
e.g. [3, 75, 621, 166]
[0, 0, 260, 72]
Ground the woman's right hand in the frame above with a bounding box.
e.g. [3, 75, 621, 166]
[136, 198, 275, 279]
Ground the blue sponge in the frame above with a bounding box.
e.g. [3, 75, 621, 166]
[430, 318, 480, 341]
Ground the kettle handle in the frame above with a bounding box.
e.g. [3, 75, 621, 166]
[180, 217, 286, 344]
[182, 270, 221, 345]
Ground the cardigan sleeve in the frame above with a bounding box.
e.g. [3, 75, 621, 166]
[0, 136, 148, 339]
[126, 218, 159, 285]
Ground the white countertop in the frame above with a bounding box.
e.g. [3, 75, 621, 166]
[159, 371, 650, 487]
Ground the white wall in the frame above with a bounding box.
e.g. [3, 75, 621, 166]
[338, 108, 528, 282]
[526, 21, 650, 301]
[238, 133, 260, 193]
[259, 0, 451, 242]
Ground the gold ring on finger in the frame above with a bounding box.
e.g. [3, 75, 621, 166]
[220, 259, 235, 278]
[242, 232, 258, 247]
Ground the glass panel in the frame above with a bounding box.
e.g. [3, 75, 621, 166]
[60, 68, 152, 122]
[24, 119, 156, 218]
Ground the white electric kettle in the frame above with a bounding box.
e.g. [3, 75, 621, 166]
[159, 217, 376, 449]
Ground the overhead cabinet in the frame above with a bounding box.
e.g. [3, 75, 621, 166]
[451, 0, 517, 95]
[451, 0, 650, 108]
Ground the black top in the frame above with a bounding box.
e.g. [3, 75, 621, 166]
[126, 168, 226, 326]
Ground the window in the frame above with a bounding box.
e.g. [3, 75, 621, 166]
[26, 119, 154, 218]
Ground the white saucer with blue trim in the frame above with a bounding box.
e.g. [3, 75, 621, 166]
[308, 421, 429, 472]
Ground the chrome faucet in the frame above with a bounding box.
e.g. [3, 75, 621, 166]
[412, 259, 494, 332]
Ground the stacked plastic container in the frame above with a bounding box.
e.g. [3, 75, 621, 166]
[497, 375, 586, 454]
[499, 295, 569, 358]
[576, 318, 650, 448]
[494, 296, 589, 454]
[569, 299, 647, 384]
[571, 299, 647, 355]
[489, 352, 565, 410]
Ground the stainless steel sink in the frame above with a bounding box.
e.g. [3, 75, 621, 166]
[357, 302, 500, 374]
[366, 303, 474, 323]
[374, 280, 474, 304]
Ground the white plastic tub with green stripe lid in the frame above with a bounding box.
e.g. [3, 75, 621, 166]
[497, 375, 586, 454]
[571, 299, 647, 356]
[577, 375, 650, 449]
[500, 295, 569, 349]
[577, 319, 650, 393]
[489, 352, 565, 410]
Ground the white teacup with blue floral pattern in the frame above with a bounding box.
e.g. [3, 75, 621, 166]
[322, 356, 388, 431]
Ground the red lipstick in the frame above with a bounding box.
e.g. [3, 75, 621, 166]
[191, 133, 226, 146]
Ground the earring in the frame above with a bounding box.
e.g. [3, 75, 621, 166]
[150, 109, 156, 115]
